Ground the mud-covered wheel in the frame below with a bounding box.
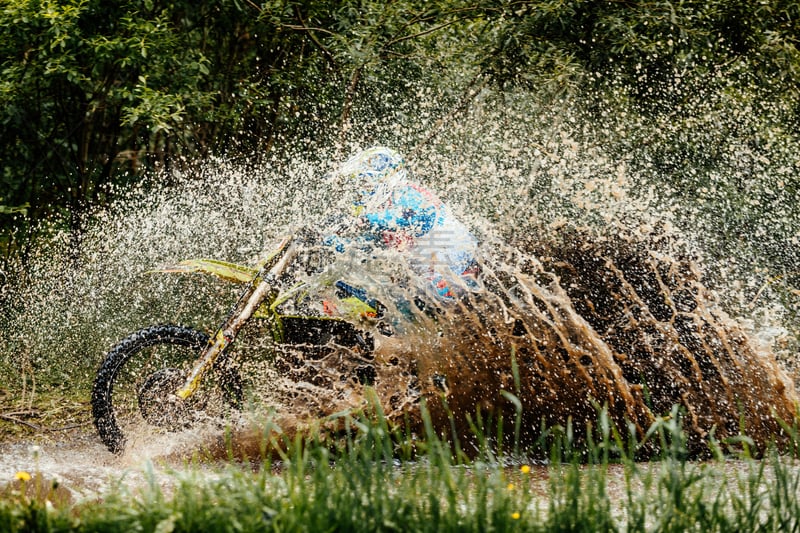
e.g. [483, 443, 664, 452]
[91, 325, 242, 454]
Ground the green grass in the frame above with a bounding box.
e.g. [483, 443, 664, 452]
[2, 401, 800, 532]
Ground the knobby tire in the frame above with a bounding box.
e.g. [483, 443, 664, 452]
[92, 325, 238, 454]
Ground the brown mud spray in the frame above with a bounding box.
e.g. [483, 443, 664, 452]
[239, 226, 796, 460]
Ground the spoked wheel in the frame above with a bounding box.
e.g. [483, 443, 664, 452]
[91, 325, 242, 454]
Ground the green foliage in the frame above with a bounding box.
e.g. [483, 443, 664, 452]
[2, 0, 800, 263]
[0, 203, 28, 216]
[0, 0, 475, 243]
[481, 0, 800, 104]
[4, 405, 800, 531]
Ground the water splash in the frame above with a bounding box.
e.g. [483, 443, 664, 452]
[249, 226, 795, 460]
[1, 87, 798, 461]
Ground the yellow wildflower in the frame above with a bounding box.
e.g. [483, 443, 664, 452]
[14, 471, 31, 482]
[520, 465, 531, 474]
[507, 483, 514, 491]
[512, 512, 521, 520]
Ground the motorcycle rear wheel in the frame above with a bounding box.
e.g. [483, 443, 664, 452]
[91, 324, 242, 454]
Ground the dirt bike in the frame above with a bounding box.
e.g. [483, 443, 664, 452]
[91, 235, 379, 454]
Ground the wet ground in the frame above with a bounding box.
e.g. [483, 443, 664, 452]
[1, 434, 132, 501]
[0, 397, 207, 502]
[2, 388, 799, 533]
[2, 420, 793, 530]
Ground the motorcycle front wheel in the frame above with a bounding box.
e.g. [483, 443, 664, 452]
[91, 324, 242, 454]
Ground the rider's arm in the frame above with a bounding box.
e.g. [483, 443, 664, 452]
[322, 228, 378, 254]
[362, 184, 442, 241]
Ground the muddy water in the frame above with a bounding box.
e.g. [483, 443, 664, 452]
[0, 434, 165, 502]
[0, 420, 256, 502]
[2, 87, 799, 491]
[0, 236, 796, 499]
[252, 228, 796, 460]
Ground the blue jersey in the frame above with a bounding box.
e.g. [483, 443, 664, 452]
[324, 147, 478, 301]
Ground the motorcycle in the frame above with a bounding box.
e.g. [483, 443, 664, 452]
[91, 235, 380, 454]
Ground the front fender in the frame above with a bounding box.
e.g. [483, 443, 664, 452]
[152, 258, 258, 283]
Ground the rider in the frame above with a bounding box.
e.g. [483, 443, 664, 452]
[319, 146, 479, 319]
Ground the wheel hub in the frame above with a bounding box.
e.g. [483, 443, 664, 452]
[138, 368, 192, 430]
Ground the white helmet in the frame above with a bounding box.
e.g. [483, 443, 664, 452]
[337, 146, 407, 188]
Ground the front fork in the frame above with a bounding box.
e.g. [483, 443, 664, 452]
[175, 237, 295, 400]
